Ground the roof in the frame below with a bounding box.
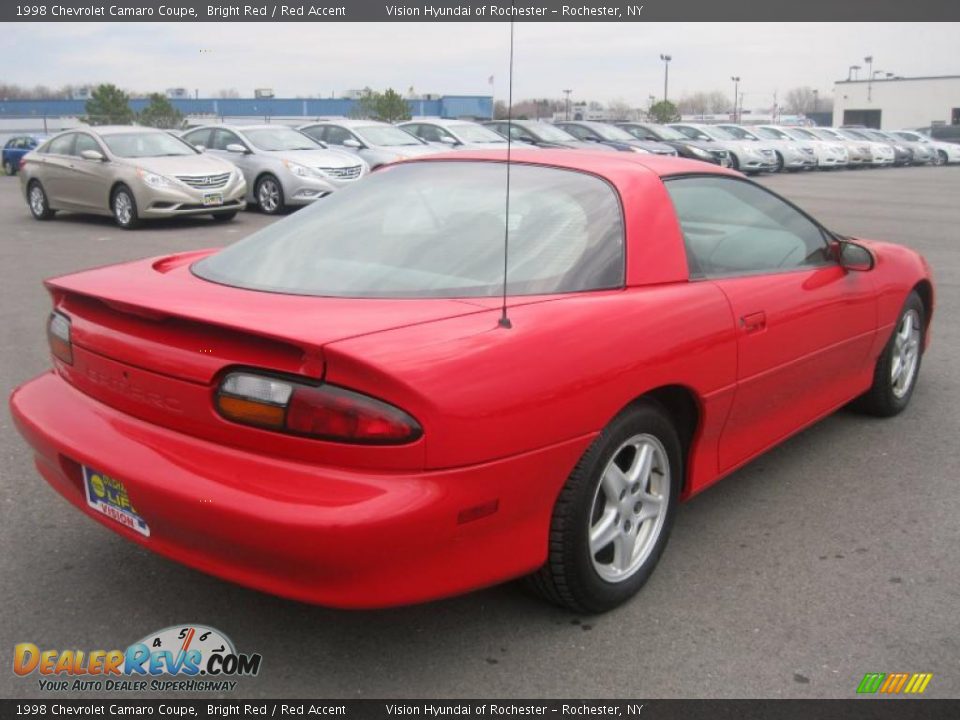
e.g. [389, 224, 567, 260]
[401, 148, 740, 180]
[81, 125, 167, 136]
[303, 118, 391, 128]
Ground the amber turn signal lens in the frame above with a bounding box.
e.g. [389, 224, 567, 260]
[216, 394, 286, 429]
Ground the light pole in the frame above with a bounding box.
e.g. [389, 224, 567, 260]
[864, 55, 874, 100]
[563, 89, 572, 120]
[848, 65, 860, 81]
[659, 54, 671, 103]
[812, 89, 819, 113]
[730, 76, 740, 122]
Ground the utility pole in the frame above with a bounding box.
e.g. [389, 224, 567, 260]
[659, 54, 672, 102]
[563, 89, 572, 120]
[864, 55, 874, 101]
[731, 76, 740, 122]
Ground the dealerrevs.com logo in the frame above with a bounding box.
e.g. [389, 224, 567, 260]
[13, 624, 262, 693]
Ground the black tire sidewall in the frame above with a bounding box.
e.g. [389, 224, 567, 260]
[28, 181, 50, 219]
[555, 401, 682, 612]
[875, 292, 925, 414]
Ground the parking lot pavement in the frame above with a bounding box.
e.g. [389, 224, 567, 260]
[2, 167, 958, 699]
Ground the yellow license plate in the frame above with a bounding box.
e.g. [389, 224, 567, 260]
[83, 466, 150, 537]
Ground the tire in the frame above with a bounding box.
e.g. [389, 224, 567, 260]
[854, 291, 925, 417]
[527, 400, 682, 613]
[27, 181, 55, 220]
[774, 151, 785, 173]
[255, 175, 284, 215]
[4, 160, 15, 176]
[211, 211, 238, 222]
[112, 185, 140, 230]
[729, 153, 740, 172]
[933, 150, 947, 167]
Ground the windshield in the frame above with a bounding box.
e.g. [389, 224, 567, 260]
[756, 127, 788, 140]
[813, 129, 842, 141]
[357, 126, 423, 146]
[701, 126, 735, 140]
[193, 162, 624, 298]
[787, 128, 817, 141]
[591, 124, 636, 141]
[525, 123, 578, 142]
[642, 125, 683, 140]
[452, 124, 507, 143]
[894, 131, 923, 142]
[838, 129, 869, 141]
[244, 128, 320, 151]
[102, 132, 197, 158]
[720, 126, 758, 141]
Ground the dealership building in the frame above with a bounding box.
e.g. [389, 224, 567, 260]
[832, 75, 960, 130]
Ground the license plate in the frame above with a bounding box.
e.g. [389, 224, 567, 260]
[83, 466, 150, 537]
[202, 193, 223, 207]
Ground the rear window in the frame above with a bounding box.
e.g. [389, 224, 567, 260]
[194, 161, 625, 298]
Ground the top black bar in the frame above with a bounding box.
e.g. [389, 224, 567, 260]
[4, 0, 960, 22]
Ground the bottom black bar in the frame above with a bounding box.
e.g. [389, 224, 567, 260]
[2, 700, 959, 720]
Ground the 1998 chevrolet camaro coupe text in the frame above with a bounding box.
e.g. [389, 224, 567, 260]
[10, 151, 933, 612]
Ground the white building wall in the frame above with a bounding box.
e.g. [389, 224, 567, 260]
[832, 76, 960, 130]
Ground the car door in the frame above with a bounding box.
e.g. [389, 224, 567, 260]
[664, 175, 878, 471]
[207, 128, 255, 180]
[62, 132, 112, 211]
[36, 133, 77, 203]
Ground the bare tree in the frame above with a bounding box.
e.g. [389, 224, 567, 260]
[606, 98, 633, 121]
[785, 86, 817, 114]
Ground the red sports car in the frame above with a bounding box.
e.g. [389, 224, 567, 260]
[10, 151, 933, 612]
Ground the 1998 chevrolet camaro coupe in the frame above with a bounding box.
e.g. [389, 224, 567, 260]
[10, 151, 933, 612]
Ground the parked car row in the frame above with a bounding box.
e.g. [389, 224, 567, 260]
[11, 117, 960, 228]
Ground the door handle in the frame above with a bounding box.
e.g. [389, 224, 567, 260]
[740, 311, 767, 333]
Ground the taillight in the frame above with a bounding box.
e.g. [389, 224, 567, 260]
[215, 371, 422, 444]
[48, 311, 73, 365]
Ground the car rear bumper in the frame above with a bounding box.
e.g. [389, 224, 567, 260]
[10, 371, 590, 608]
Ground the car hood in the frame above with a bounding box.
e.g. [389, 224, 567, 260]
[118, 154, 235, 175]
[264, 149, 363, 167]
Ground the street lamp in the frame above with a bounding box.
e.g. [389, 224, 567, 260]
[659, 54, 672, 102]
[848, 65, 861, 81]
[563, 89, 572, 121]
[730, 76, 740, 122]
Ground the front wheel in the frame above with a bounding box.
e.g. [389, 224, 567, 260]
[112, 185, 140, 229]
[774, 151, 785, 173]
[256, 175, 284, 215]
[527, 400, 682, 613]
[854, 291, 925, 417]
[933, 151, 947, 167]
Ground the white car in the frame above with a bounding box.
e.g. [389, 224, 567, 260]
[756, 126, 848, 170]
[398, 118, 522, 150]
[299, 119, 443, 169]
[893, 130, 960, 166]
[668, 123, 777, 174]
[182, 125, 367, 214]
[715, 123, 816, 172]
[835, 128, 895, 167]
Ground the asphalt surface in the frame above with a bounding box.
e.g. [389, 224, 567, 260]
[1, 166, 958, 700]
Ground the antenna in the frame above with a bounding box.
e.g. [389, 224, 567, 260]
[498, 13, 516, 330]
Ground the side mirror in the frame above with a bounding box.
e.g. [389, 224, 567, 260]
[192, 144, 206, 152]
[439, 136, 459, 146]
[226, 143, 249, 154]
[342, 138, 363, 149]
[837, 240, 874, 272]
[80, 149, 104, 161]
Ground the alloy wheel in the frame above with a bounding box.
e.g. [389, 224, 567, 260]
[258, 179, 281, 213]
[891, 308, 921, 399]
[29, 186, 46, 216]
[588, 434, 670, 583]
[114, 191, 133, 226]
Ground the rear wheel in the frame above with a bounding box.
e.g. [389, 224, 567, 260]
[256, 175, 284, 215]
[854, 291, 924, 417]
[27, 181, 55, 220]
[527, 400, 682, 613]
[112, 185, 140, 229]
[3, 160, 16, 176]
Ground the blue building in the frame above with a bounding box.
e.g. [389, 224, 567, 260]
[0, 95, 493, 121]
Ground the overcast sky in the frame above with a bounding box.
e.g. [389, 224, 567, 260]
[5, 22, 958, 108]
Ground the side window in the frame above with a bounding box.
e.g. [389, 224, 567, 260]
[664, 176, 831, 278]
[46, 134, 75, 155]
[417, 125, 444, 142]
[565, 125, 591, 140]
[300, 125, 326, 143]
[183, 128, 211, 149]
[508, 125, 534, 142]
[211, 129, 243, 151]
[73, 134, 101, 156]
[402, 124, 422, 139]
[324, 126, 353, 145]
